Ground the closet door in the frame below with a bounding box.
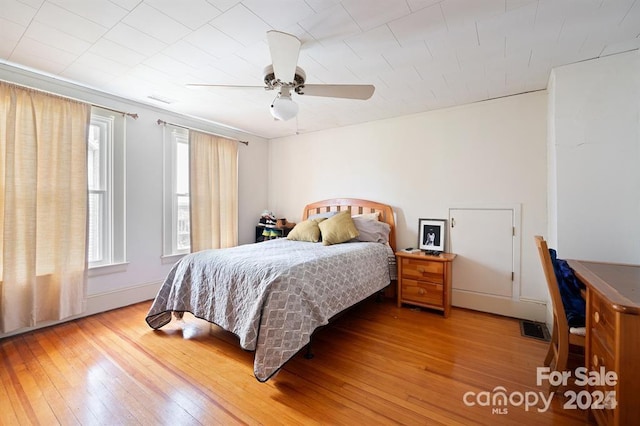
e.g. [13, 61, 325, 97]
[449, 207, 519, 313]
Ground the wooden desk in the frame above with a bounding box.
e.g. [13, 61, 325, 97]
[567, 260, 640, 426]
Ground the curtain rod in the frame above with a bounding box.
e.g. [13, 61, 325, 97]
[94, 105, 138, 120]
[156, 119, 249, 146]
[0, 78, 138, 119]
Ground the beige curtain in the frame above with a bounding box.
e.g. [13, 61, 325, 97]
[189, 131, 239, 252]
[0, 82, 90, 333]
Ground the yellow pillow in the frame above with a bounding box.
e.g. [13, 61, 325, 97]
[318, 211, 359, 245]
[287, 218, 325, 242]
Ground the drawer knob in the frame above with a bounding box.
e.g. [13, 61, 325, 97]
[592, 354, 604, 368]
[417, 267, 426, 273]
[594, 311, 600, 324]
[418, 288, 425, 295]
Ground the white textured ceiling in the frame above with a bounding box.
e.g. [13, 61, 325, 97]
[1, 0, 639, 139]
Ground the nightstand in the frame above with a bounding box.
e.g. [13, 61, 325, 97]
[395, 251, 456, 317]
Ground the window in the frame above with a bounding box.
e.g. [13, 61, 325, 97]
[87, 107, 126, 268]
[163, 126, 190, 256]
[175, 133, 190, 252]
[87, 115, 111, 264]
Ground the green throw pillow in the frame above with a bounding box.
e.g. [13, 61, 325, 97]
[318, 211, 359, 245]
[286, 218, 325, 242]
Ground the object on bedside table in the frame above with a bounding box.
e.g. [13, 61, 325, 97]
[256, 210, 295, 242]
[255, 225, 289, 242]
[255, 221, 296, 242]
[258, 210, 277, 227]
[402, 247, 421, 254]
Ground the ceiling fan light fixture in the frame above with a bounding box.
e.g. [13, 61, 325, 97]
[270, 92, 298, 121]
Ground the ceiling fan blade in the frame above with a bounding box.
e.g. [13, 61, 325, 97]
[187, 83, 268, 89]
[267, 30, 301, 84]
[297, 84, 375, 100]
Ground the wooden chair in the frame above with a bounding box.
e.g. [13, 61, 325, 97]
[534, 235, 585, 391]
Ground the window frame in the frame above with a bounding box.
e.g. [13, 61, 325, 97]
[87, 114, 113, 266]
[163, 126, 191, 257]
[87, 107, 126, 270]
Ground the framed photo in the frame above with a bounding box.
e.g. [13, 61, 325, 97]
[419, 218, 446, 253]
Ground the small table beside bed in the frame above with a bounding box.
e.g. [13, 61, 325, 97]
[145, 198, 397, 382]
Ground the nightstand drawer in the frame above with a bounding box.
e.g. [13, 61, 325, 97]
[401, 279, 443, 306]
[400, 258, 444, 284]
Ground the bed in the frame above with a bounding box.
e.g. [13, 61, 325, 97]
[145, 198, 397, 382]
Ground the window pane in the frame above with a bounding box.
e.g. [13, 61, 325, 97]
[177, 195, 190, 251]
[164, 126, 190, 256]
[88, 124, 101, 191]
[176, 142, 189, 195]
[88, 192, 103, 263]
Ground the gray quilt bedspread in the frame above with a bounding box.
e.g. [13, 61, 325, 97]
[145, 238, 394, 381]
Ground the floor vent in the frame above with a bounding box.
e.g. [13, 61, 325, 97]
[519, 320, 550, 341]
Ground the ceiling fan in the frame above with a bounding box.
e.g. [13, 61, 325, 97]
[188, 30, 375, 121]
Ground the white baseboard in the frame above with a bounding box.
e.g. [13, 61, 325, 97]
[545, 302, 554, 334]
[85, 280, 162, 316]
[452, 289, 548, 322]
[0, 280, 162, 339]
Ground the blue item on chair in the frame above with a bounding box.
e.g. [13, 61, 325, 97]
[549, 249, 586, 328]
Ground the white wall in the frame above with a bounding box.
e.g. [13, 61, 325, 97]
[0, 63, 268, 337]
[549, 50, 640, 264]
[268, 91, 549, 303]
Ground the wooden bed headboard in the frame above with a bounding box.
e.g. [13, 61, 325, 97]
[302, 198, 396, 252]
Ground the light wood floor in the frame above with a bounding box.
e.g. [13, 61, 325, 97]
[1, 298, 594, 425]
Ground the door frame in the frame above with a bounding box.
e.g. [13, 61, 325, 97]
[448, 204, 522, 300]
[447, 204, 545, 320]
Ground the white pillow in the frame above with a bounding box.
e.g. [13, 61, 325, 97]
[352, 216, 390, 243]
[352, 212, 380, 221]
[308, 211, 339, 220]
